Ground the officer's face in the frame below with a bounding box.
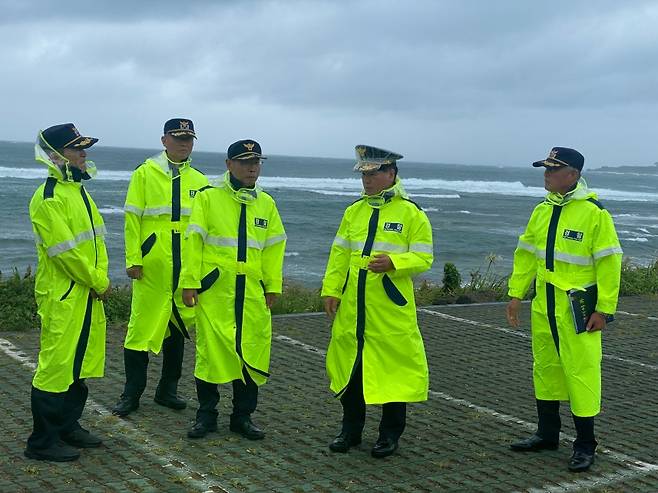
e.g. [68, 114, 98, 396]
[162, 134, 194, 163]
[226, 158, 261, 188]
[60, 148, 87, 170]
[361, 168, 396, 195]
[544, 166, 579, 194]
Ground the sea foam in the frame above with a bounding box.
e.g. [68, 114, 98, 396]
[2, 167, 657, 203]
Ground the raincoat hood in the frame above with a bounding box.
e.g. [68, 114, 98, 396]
[222, 170, 262, 204]
[147, 151, 191, 175]
[362, 176, 408, 208]
[544, 177, 596, 206]
[35, 131, 96, 182]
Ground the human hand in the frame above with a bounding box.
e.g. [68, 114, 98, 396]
[506, 298, 522, 327]
[126, 265, 143, 280]
[93, 281, 111, 302]
[586, 312, 607, 332]
[182, 289, 198, 307]
[368, 254, 394, 273]
[324, 296, 340, 320]
[265, 293, 278, 309]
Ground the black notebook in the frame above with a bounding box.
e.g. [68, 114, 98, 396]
[568, 284, 614, 334]
[569, 284, 615, 334]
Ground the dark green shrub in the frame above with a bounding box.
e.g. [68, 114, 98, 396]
[103, 284, 133, 325]
[442, 263, 461, 294]
[620, 259, 658, 296]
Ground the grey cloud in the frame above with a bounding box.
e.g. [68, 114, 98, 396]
[2, 0, 658, 163]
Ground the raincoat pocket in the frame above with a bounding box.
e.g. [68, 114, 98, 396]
[198, 268, 220, 294]
[141, 233, 157, 257]
[382, 274, 408, 306]
[59, 280, 75, 301]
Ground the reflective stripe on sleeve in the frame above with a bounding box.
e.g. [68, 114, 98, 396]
[332, 236, 351, 249]
[351, 240, 365, 251]
[593, 246, 623, 259]
[516, 239, 535, 253]
[187, 224, 208, 240]
[46, 229, 95, 257]
[264, 233, 287, 247]
[409, 242, 433, 254]
[124, 204, 144, 216]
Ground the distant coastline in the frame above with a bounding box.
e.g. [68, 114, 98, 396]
[596, 162, 658, 173]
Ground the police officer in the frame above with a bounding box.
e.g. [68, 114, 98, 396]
[322, 145, 433, 458]
[506, 147, 623, 472]
[181, 139, 286, 440]
[26, 124, 110, 461]
[112, 119, 209, 416]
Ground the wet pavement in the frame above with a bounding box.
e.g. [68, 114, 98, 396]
[1, 296, 656, 492]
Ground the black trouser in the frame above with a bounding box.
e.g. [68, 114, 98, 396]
[340, 362, 406, 441]
[194, 368, 258, 425]
[536, 399, 597, 454]
[122, 327, 184, 399]
[27, 379, 88, 450]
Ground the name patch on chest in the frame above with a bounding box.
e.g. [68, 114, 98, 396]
[563, 229, 584, 242]
[254, 218, 268, 228]
[189, 190, 198, 198]
[383, 222, 403, 233]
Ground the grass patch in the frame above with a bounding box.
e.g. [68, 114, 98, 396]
[2, 256, 656, 331]
[0, 269, 38, 331]
[271, 281, 324, 315]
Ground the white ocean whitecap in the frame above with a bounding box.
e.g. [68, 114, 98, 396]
[2, 167, 657, 203]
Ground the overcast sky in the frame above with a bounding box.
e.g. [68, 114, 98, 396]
[2, 0, 657, 166]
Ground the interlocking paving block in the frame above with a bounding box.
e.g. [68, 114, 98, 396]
[0, 296, 656, 492]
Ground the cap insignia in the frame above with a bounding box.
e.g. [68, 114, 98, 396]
[549, 149, 558, 159]
[244, 142, 255, 151]
[179, 120, 189, 129]
[356, 146, 367, 158]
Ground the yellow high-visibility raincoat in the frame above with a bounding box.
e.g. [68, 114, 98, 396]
[181, 173, 286, 386]
[29, 152, 109, 393]
[322, 180, 433, 404]
[508, 181, 623, 416]
[123, 151, 208, 353]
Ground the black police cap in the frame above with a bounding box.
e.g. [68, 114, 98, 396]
[42, 123, 98, 150]
[227, 139, 266, 160]
[533, 147, 584, 171]
[164, 118, 196, 138]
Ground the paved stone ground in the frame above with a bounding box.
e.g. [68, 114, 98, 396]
[0, 296, 656, 492]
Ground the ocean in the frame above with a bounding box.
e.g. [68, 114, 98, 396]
[1, 140, 657, 287]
